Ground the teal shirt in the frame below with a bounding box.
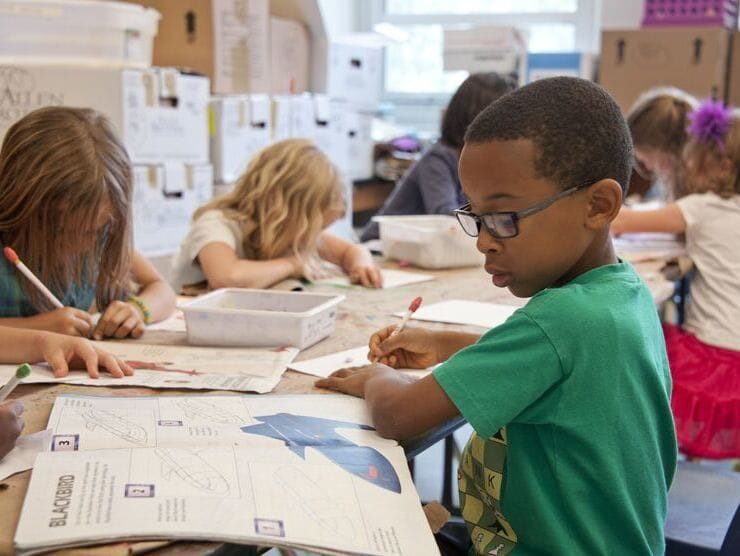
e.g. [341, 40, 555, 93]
[0, 245, 95, 317]
[434, 262, 677, 555]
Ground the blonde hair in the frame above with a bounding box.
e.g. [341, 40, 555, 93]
[683, 110, 740, 198]
[195, 139, 344, 260]
[0, 107, 133, 311]
[628, 87, 698, 154]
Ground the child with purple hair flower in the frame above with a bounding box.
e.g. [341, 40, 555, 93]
[613, 99, 740, 459]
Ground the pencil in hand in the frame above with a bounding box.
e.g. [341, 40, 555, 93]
[371, 296, 423, 363]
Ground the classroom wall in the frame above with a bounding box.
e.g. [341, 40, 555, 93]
[319, 0, 359, 37]
[601, 0, 644, 29]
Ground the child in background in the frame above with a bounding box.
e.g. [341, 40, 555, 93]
[360, 72, 516, 241]
[0, 107, 176, 340]
[318, 78, 676, 555]
[171, 139, 382, 292]
[613, 100, 740, 459]
[628, 87, 698, 201]
[0, 326, 132, 460]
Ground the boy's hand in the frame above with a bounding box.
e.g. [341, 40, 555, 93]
[31, 307, 93, 337]
[0, 401, 24, 460]
[93, 300, 146, 340]
[315, 364, 397, 398]
[369, 326, 441, 369]
[37, 332, 134, 378]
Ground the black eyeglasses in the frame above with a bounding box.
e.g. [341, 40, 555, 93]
[453, 183, 593, 239]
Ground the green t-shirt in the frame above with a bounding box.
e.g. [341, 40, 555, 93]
[433, 262, 676, 555]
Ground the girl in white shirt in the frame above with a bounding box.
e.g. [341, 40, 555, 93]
[613, 100, 740, 459]
[172, 139, 381, 292]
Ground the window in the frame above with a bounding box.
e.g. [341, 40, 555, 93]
[360, 0, 599, 135]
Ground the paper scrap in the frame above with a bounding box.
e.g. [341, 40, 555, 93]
[396, 299, 518, 329]
[0, 429, 52, 480]
[314, 268, 435, 290]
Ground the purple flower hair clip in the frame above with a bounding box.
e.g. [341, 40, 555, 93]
[688, 99, 732, 151]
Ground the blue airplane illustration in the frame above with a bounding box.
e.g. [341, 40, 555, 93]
[241, 413, 401, 493]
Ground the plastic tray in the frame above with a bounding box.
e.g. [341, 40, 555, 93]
[374, 215, 484, 269]
[179, 289, 345, 349]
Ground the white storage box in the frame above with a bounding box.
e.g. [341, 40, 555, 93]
[0, 0, 160, 67]
[443, 26, 526, 76]
[209, 94, 271, 184]
[0, 65, 209, 164]
[179, 289, 345, 349]
[374, 215, 484, 269]
[327, 39, 383, 111]
[132, 163, 213, 257]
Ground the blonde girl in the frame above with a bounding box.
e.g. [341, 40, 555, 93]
[171, 139, 381, 291]
[613, 100, 740, 459]
[628, 87, 697, 200]
[0, 107, 176, 340]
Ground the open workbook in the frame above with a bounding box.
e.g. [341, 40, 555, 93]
[14, 394, 440, 555]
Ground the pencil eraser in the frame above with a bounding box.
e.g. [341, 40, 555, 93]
[3, 247, 18, 264]
[15, 363, 31, 379]
[409, 296, 423, 312]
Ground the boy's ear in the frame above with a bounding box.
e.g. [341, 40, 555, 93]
[585, 179, 623, 229]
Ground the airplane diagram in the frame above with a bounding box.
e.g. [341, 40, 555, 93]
[154, 448, 231, 494]
[273, 466, 357, 541]
[241, 413, 401, 493]
[176, 399, 243, 424]
[81, 408, 148, 445]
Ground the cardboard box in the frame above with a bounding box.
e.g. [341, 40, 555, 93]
[210, 95, 271, 184]
[327, 40, 384, 110]
[270, 16, 310, 94]
[728, 31, 740, 106]
[443, 26, 526, 77]
[600, 28, 733, 113]
[0, 64, 209, 164]
[127, 0, 271, 94]
[132, 163, 213, 257]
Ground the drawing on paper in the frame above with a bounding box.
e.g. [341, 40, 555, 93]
[241, 413, 401, 493]
[155, 448, 230, 494]
[176, 399, 243, 424]
[81, 408, 148, 445]
[274, 466, 357, 541]
[125, 360, 202, 376]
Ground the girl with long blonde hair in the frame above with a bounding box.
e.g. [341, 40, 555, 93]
[171, 139, 381, 291]
[0, 107, 176, 340]
[613, 100, 740, 459]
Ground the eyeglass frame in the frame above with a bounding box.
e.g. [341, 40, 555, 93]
[453, 182, 594, 239]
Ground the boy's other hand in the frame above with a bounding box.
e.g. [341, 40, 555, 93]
[37, 332, 134, 378]
[368, 326, 440, 369]
[315, 364, 396, 398]
[0, 400, 24, 460]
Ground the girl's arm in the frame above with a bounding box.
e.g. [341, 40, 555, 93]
[318, 232, 382, 288]
[92, 250, 176, 340]
[197, 242, 302, 289]
[611, 204, 687, 235]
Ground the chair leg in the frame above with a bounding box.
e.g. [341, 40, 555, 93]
[442, 435, 456, 510]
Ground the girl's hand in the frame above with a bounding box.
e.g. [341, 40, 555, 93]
[345, 247, 383, 288]
[93, 300, 146, 340]
[0, 401, 23, 461]
[30, 307, 94, 337]
[368, 325, 441, 369]
[37, 331, 133, 378]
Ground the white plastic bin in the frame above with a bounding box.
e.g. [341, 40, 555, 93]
[374, 215, 484, 269]
[178, 289, 345, 349]
[0, 0, 160, 67]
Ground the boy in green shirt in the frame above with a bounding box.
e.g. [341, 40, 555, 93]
[317, 77, 677, 555]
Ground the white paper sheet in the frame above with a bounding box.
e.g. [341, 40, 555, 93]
[289, 346, 433, 379]
[395, 299, 519, 329]
[614, 233, 686, 263]
[15, 395, 440, 556]
[0, 342, 299, 394]
[314, 269, 434, 289]
[0, 429, 52, 480]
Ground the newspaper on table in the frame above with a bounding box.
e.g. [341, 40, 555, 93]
[15, 394, 439, 555]
[0, 341, 298, 393]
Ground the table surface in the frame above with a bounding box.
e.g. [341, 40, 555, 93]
[0, 259, 677, 555]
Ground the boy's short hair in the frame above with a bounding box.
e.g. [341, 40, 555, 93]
[465, 77, 633, 194]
